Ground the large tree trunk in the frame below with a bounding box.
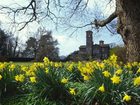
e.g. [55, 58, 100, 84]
[116, 0, 140, 62]
[94, 0, 140, 62]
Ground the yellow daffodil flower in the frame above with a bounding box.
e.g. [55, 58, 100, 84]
[134, 76, 140, 86]
[123, 94, 131, 102]
[61, 78, 68, 84]
[0, 63, 5, 70]
[115, 69, 123, 75]
[30, 77, 36, 83]
[43, 57, 50, 64]
[83, 75, 90, 81]
[69, 88, 76, 95]
[15, 74, 25, 82]
[98, 84, 105, 92]
[9, 64, 16, 71]
[102, 71, 111, 78]
[45, 68, 49, 74]
[136, 68, 140, 74]
[111, 75, 121, 84]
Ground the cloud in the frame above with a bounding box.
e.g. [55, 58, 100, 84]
[85, 0, 116, 16]
[0, 14, 11, 23]
[54, 35, 66, 43]
[54, 35, 84, 56]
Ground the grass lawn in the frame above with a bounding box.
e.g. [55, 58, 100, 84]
[13, 62, 34, 66]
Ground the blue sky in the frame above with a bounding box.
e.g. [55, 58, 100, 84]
[0, 0, 123, 56]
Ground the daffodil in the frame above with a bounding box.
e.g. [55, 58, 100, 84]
[132, 62, 138, 66]
[123, 94, 131, 102]
[54, 63, 59, 68]
[102, 71, 111, 78]
[67, 64, 74, 71]
[125, 63, 132, 69]
[83, 75, 90, 81]
[99, 63, 105, 69]
[98, 84, 105, 92]
[30, 77, 36, 83]
[21, 66, 28, 72]
[15, 74, 25, 82]
[43, 57, 50, 64]
[61, 78, 68, 84]
[136, 68, 140, 74]
[134, 76, 140, 86]
[115, 69, 122, 75]
[9, 64, 16, 71]
[45, 68, 49, 74]
[38, 63, 44, 68]
[111, 75, 121, 84]
[69, 88, 76, 95]
[109, 54, 117, 62]
[0, 63, 5, 70]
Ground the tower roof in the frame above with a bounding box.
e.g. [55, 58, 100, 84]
[86, 30, 93, 34]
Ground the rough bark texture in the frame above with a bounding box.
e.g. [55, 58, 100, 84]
[116, 0, 140, 62]
[95, 0, 140, 62]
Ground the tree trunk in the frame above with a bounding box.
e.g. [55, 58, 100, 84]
[116, 0, 140, 62]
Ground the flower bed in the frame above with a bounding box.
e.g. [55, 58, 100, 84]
[0, 55, 140, 105]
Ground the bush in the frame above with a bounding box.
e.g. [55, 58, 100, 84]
[110, 46, 126, 63]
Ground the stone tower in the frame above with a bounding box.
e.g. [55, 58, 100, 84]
[86, 30, 93, 58]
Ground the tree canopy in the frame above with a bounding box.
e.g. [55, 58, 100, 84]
[0, 28, 20, 61]
[23, 28, 59, 61]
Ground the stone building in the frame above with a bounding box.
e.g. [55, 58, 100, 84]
[78, 30, 110, 60]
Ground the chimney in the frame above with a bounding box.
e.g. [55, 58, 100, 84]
[99, 40, 104, 46]
[86, 30, 93, 58]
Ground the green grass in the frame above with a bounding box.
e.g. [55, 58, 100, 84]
[12, 62, 34, 66]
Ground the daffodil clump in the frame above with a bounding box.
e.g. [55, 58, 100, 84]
[81, 54, 140, 105]
[15, 74, 25, 82]
[0, 55, 140, 105]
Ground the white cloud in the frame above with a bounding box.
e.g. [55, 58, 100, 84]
[53, 34, 84, 56]
[54, 35, 66, 43]
[85, 0, 116, 16]
[0, 0, 29, 7]
[0, 14, 11, 24]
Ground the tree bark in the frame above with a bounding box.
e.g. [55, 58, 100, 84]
[116, 0, 140, 62]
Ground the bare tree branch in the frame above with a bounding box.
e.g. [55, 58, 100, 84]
[69, 23, 93, 28]
[0, 0, 117, 34]
[0, 0, 37, 31]
[93, 11, 117, 27]
[19, 0, 37, 30]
